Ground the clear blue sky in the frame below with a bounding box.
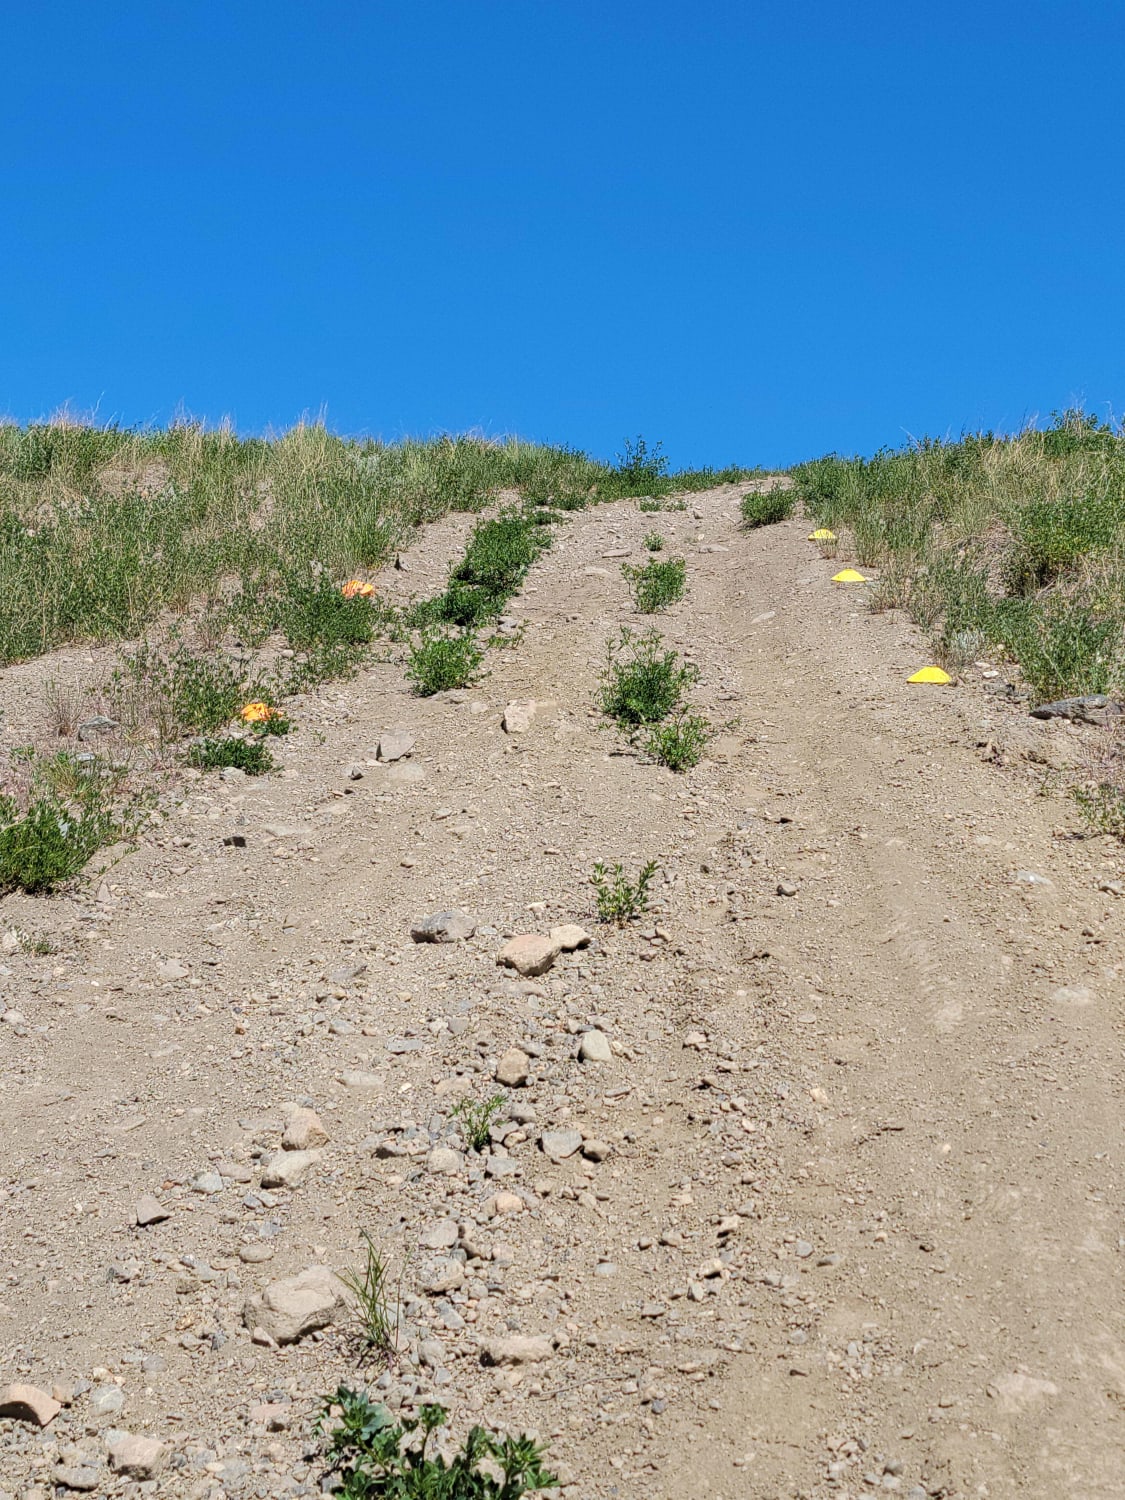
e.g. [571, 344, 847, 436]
[2, 1, 1123, 467]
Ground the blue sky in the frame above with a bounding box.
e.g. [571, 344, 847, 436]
[2, 1, 1122, 467]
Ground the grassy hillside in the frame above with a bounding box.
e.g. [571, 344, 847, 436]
[791, 410, 1125, 706]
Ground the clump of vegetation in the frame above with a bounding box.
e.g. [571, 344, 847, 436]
[1072, 782, 1125, 839]
[318, 1389, 556, 1500]
[0, 751, 146, 894]
[188, 737, 274, 775]
[642, 711, 709, 771]
[591, 858, 659, 924]
[415, 507, 552, 629]
[338, 1233, 399, 1360]
[623, 556, 687, 613]
[406, 631, 484, 696]
[598, 628, 698, 727]
[740, 488, 795, 528]
[451, 1092, 506, 1152]
[644, 531, 664, 552]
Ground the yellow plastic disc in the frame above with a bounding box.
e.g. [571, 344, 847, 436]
[809, 528, 837, 542]
[907, 666, 953, 685]
[831, 568, 868, 583]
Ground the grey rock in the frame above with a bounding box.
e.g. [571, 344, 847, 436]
[578, 1029, 612, 1063]
[242, 1267, 347, 1345]
[190, 1171, 224, 1195]
[54, 1466, 100, 1491]
[540, 1129, 583, 1161]
[1031, 694, 1122, 723]
[377, 729, 416, 762]
[260, 1150, 321, 1188]
[420, 1258, 464, 1294]
[411, 910, 475, 944]
[134, 1194, 169, 1227]
[78, 715, 119, 741]
[89, 1385, 125, 1417]
[495, 1047, 530, 1087]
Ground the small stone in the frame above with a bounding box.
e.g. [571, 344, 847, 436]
[411, 910, 476, 944]
[344, 762, 365, 780]
[260, 1149, 321, 1188]
[78, 714, 119, 741]
[377, 729, 416, 762]
[581, 1138, 611, 1162]
[540, 1129, 583, 1161]
[282, 1107, 329, 1150]
[242, 1267, 346, 1345]
[1098, 879, 1124, 896]
[239, 1243, 275, 1264]
[481, 1335, 553, 1365]
[989, 1371, 1059, 1412]
[157, 958, 189, 982]
[427, 1147, 465, 1176]
[134, 1194, 169, 1227]
[776, 880, 799, 898]
[495, 1048, 530, 1087]
[89, 1385, 125, 1417]
[248, 1402, 291, 1430]
[502, 700, 538, 734]
[420, 1220, 459, 1251]
[191, 1170, 224, 1195]
[419, 1339, 446, 1369]
[550, 923, 590, 951]
[794, 1240, 814, 1258]
[55, 1465, 101, 1491]
[420, 1258, 465, 1294]
[484, 1191, 524, 1217]
[1014, 870, 1055, 889]
[497, 934, 560, 977]
[578, 1029, 612, 1063]
[107, 1433, 167, 1480]
[340, 1070, 383, 1090]
[0, 1383, 61, 1427]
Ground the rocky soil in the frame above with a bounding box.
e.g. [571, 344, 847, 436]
[1, 484, 1123, 1499]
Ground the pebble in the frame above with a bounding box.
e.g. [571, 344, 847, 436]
[427, 1147, 464, 1176]
[239, 1243, 276, 1264]
[107, 1433, 167, 1480]
[420, 1258, 465, 1294]
[481, 1335, 553, 1365]
[260, 1149, 321, 1188]
[411, 910, 476, 944]
[496, 935, 561, 977]
[340, 1070, 383, 1090]
[495, 1047, 531, 1087]
[502, 701, 537, 734]
[191, 1171, 224, 1195]
[377, 729, 416, 762]
[134, 1194, 169, 1227]
[540, 1129, 583, 1161]
[420, 1220, 459, 1251]
[156, 958, 190, 981]
[54, 1466, 100, 1491]
[578, 1029, 612, 1063]
[581, 1138, 611, 1161]
[550, 923, 591, 951]
[281, 1107, 329, 1150]
[89, 1385, 125, 1417]
[776, 880, 799, 897]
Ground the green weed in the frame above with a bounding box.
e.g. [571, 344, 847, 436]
[623, 556, 687, 613]
[598, 628, 698, 727]
[740, 488, 795, 528]
[406, 631, 484, 696]
[188, 737, 275, 775]
[338, 1233, 399, 1360]
[644, 531, 665, 551]
[642, 711, 709, 771]
[416, 508, 552, 629]
[451, 1092, 506, 1153]
[0, 752, 145, 894]
[591, 858, 659, 924]
[318, 1388, 556, 1500]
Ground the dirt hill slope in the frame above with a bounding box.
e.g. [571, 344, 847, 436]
[1, 484, 1122, 1499]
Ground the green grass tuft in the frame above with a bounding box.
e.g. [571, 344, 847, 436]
[406, 630, 484, 696]
[623, 556, 687, 613]
[598, 627, 698, 727]
[740, 488, 795, 528]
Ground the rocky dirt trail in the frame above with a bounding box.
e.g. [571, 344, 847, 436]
[1, 484, 1123, 1500]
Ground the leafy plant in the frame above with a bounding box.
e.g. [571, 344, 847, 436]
[642, 711, 709, 771]
[591, 858, 659, 924]
[598, 628, 698, 727]
[1072, 782, 1125, 839]
[637, 498, 665, 514]
[318, 1388, 556, 1500]
[416, 508, 552, 629]
[406, 631, 484, 696]
[451, 1093, 506, 1153]
[338, 1233, 399, 1360]
[0, 752, 145, 894]
[188, 737, 275, 775]
[740, 488, 794, 528]
[615, 435, 668, 489]
[644, 531, 664, 552]
[623, 557, 686, 613]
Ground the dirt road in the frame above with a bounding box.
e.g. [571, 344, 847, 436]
[1, 484, 1122, 1499]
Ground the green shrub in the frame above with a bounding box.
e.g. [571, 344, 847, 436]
[418, 508, 552, 629]
[318, 1389, 556, 1500]
[1006, 495, 1123, 594]
[451, 1092, 506, 1152]
[740, 488, 794, 528]
[338, 1233, 399, 1359]
[598, 628, 698, 727]
[188, 737, 274, 775]
[0, 753, 144, 894]
[591, 858, 659, 924]
[623, 557, 686, 612]
[406, 631, 484, 696]
[644, 531, 664, 552]
[643, 711, 709, 771]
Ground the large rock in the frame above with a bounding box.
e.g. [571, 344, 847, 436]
[411, 910, 475, 944]
[497, 934, 560, 977]
[242, 1267, 346, 1345]
[108, 1433, 167, 1480]
[259, 1149, 321, 1188]
[481, 1335, 553, 1365]
[377, 729, 416, 761]
[0, 1383, 60, 1427]
[281, 1106, 329, 1151]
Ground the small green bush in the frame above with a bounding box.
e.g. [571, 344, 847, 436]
[591, 858, 659, 924]
[623, 557, 686, 613]
[338, 1233, 399, 1359]
[644, 531, 664, 552]
[189, 737, 274, 775]
[318, 1389, 556, 1500]
[1006, 495, 1123, 594]
[740, 488, 795, 528]
[451, 1092, 506, 1152]
[0, 753, 143, 894]
[643, 712, 709, 771]
[598, 628, 698, 727]
[406, 631, 484, 696]
[416, 507, 553, 629]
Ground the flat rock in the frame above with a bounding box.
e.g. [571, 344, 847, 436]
[377, 729, 416, 761]
[134, 1194, 169, 1227]
[54, 1464, 100, 1490]
[0, 1383, 61, 1427]
[427, 1147, 465, 1176]
[550, 923, 591, 952]
[340, 1070, 383, 1091]
[107, 1433, 167, 1480]
[502, 701, 537, 734]
[242, 1267, 346, 1345]
[578, 1029, 613, 1063]
[420, 1219, 459, 1251]
[411, 910, 476, 944]
[495, 1047, 531, 1087]
[282, 1107, 329, 1150]
[497, 934, 560, 977]
[481, 1335, 553, 1365]
[990, 1371, 1059, 1412]
[260, 1149, 321, 1188]
[540, 1129, 583, 1161]
[420, 1258, 465, 1294]
[156, 958, 189, 982]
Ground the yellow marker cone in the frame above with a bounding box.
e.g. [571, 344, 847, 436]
[809, 528, 837, 542]
[907, 666, 953, 685]
[831, 568, 868, 583]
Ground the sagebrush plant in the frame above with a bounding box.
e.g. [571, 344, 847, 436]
[592, 859, 659, 924]
[1072, 782, 1125, 839]
[740, 488, 795, 528]
[0, 750, 147, 894]
[318, 1388, 556, 1500]
[623, 556, 687, 613]
[188, 737, 274, 775]
[644, 531, 664, 552]
[643, 711, 709, 771]
[598, 627, 698, 727]
[451, 1092, 506, 1153]
[406, 630, 484, 696]
[338, 1233, 399, 1360]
